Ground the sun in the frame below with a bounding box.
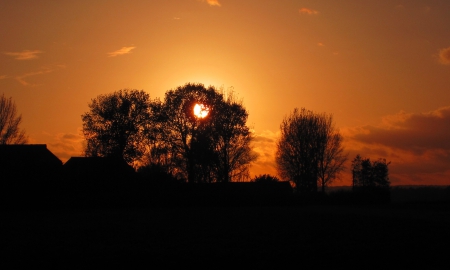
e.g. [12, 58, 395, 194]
[194, 103, 209, 118]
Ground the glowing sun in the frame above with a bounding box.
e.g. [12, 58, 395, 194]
[194, 103, 209, 118]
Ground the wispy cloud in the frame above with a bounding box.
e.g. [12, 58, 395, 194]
[0, 75, 8, 80]
[46, 129, 85, 162]
[343, 106, 450, 185]
[107, 46, 136, 57]
[15, 65, 65, 86]
[198, 0, 221, 7]
[250, 130, 280, 178]
[299, 8, 319, 15]
[439, 46, 450, 65]
[173, 17, 181, 20]
[4, 50, 43, 60]
[317, 42, 325, 47]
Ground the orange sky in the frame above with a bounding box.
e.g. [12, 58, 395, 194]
[1, 0, 450, 185]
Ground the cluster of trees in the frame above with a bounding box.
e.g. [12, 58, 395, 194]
[82, 88, 390, 192]
[351, 155, 390, 190]
[2, 86, 390, 194]
[82, 83, 257, 183]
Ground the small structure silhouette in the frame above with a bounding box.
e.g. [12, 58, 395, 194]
[62, 157, 137, 208]
[63, 156, 135, 182]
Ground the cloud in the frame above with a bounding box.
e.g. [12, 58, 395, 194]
[299, 8, 319, 15]
[317, 42, 325, 47]
[107, 46, 136, 57]
[351, 107, 450, 153]
[46, 129, 85, 163]
[439, 46, 450, 65]
[344, 106, 450, 185]
[250, 130, 280, 178]
[4, 50, 43, 60]
[15, 65, 65, 86]
[0, 75, 8, 80]
[198, 0, 221, 7]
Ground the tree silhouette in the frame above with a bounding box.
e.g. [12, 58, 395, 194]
[81, 89, 152, 166]
[351, 155, 391, 203]
[276, 108, 346, 193]
[352, 155, 390, 190]
[0, 94, 28, 144]
[251, 174, 280, 183]
[208, 90, 257, 182]
[149, 83, 256, 183]
[317, 124, 347, 192]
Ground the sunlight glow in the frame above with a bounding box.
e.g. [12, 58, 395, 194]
[194, 103, 209, 118]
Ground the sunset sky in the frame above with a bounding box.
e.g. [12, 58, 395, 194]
[2, 0, 450, 185]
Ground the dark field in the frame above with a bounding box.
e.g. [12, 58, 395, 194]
[3, 201, 450, 268]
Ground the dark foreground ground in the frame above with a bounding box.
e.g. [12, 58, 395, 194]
[3, 201, 450, 269]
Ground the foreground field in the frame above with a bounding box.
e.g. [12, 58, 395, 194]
[3, 202, 450, 268]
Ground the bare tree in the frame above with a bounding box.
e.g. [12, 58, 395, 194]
[0, 94, 28, 144]
[276, 108, 346, 193]
[317, 125, 347, 193]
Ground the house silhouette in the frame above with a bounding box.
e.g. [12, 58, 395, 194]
[0, 144, 63, 209]
[0, 144, 62, 181]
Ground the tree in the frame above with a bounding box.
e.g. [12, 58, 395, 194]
[0, 94, 28, 144]
[149, 83, 256, 183]
[251, 174, 280, 183]
[351, 155, 390, 190]
[275, 108, 346, 193]
[208, 90, 257, 182]
[317, 126, 347, 193]
[81, 89, 152, 166]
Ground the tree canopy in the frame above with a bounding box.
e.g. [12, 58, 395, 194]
[81, 89, 152, 166]
[149, 83, 257, 183]
[0, 94, 28, 145]
[276, 108, 346, 193]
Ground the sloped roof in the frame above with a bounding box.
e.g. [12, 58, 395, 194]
[0, 144, 63, 180]
[0, 144, 62, 166]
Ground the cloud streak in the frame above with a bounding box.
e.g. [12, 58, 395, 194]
[198, 0, 221, 7]
[15, 65, 65, 86]
[439, 46, 450, 65]
[4, 50, 43, 60]
[107, 46, 136, 57]
[299, 8, 319, 15]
